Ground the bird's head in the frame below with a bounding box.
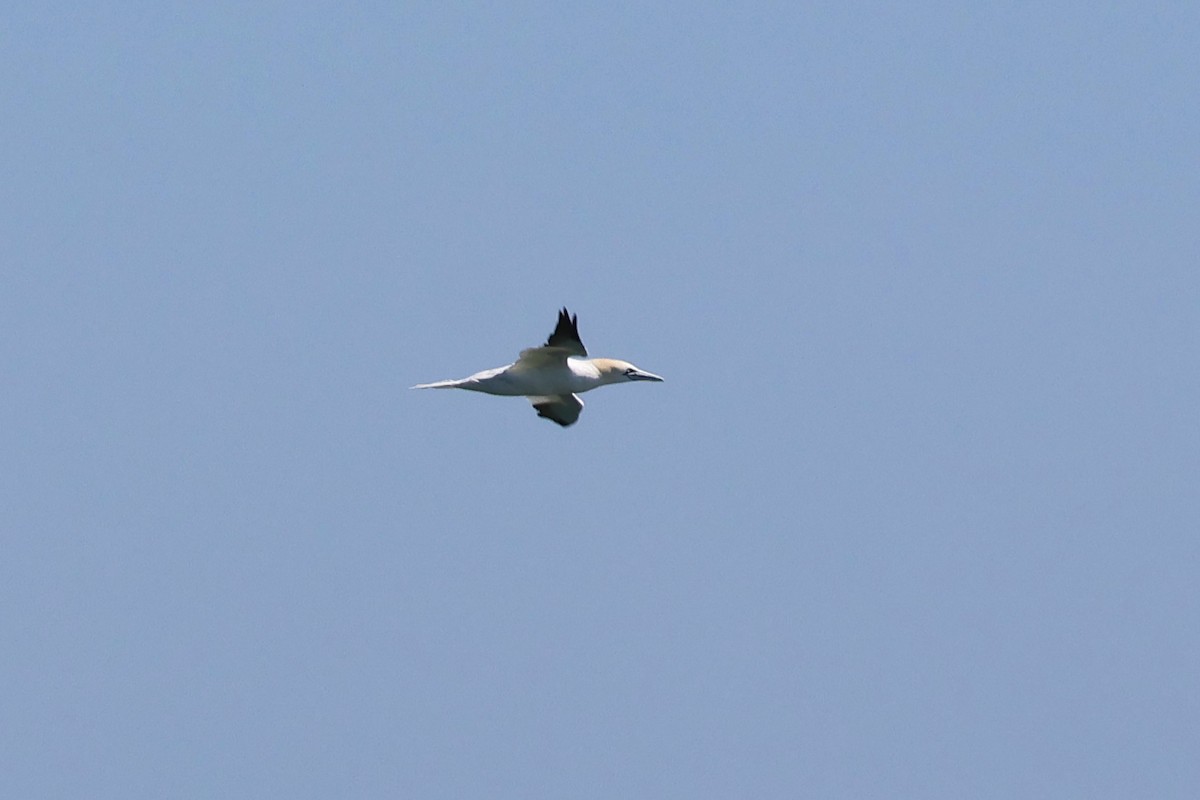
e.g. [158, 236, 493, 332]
[593, 358, 665, 385]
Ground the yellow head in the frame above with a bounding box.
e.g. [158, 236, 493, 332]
[591, 358, 665, 385]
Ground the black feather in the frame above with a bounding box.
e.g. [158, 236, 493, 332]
[533, 402, 576, 427]
[543, 307, 587, 355]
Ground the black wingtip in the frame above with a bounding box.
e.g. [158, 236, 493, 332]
[534, 404, 577, 427]
[544, 307, 585, 354]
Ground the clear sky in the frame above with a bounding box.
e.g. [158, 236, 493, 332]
[3, 4, 1198, 798]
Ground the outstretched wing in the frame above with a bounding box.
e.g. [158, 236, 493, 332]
[514, 307, 587, 369]
[529, 394, 584, 427]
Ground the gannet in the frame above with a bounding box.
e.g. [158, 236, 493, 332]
[413, 308, 663, 427]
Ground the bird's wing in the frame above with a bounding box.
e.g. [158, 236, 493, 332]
[529, 394, 583, 427]
[513, 345, 575, 370]
[539, 308, 587, 357]
[513, 308, 587, 370]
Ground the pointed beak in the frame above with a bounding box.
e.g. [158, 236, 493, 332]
[628, 369, 664, 382]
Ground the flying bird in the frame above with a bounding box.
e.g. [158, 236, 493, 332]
[413, 308, 663, 427]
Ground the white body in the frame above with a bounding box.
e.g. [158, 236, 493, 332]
[424, 357, 610, 397]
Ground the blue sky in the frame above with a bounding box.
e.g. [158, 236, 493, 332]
[3, 4, 1198, 798]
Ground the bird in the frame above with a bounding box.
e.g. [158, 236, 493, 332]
[413, 308, 663, 427]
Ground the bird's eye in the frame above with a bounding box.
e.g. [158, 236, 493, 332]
[625, 368, 636, 375]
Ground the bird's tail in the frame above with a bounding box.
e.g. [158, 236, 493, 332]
[412, 379, 466, 389]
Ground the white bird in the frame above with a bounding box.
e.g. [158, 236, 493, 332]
[413, 308, 663, 427]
